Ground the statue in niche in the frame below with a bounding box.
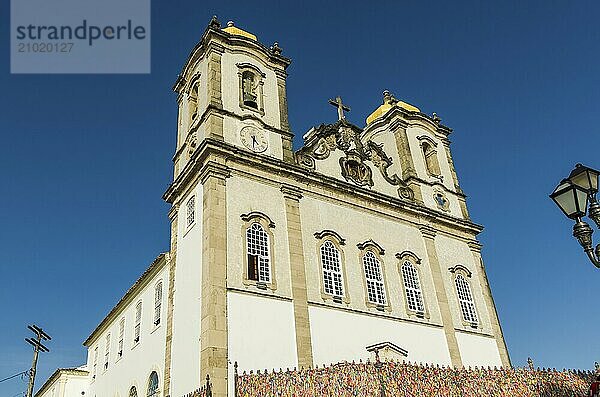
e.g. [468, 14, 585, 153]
[242, 71, 258, 108]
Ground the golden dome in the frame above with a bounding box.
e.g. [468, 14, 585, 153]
[222, 21, 257, 41]
[366, 91, 420, 125]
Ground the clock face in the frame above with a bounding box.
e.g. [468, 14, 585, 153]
[240, 126, 268, 153]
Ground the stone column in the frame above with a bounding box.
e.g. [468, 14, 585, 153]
[391, 120, 423, 203]
[281, 185, 314, 369]
[162, 206, 178, 397]
[276, 69, 294, 163]
[468, 241, 511, 367]
[420, 226, 463, 368]
[200, 161, 230, 397]
[205, 43, 224, 140]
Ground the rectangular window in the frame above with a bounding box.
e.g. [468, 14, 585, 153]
[247, 254, 258, 281]
[118, 318, 125, 358]
[104, 334, 110, 370]
[186, 196, 195, 227]
[92, 347, 98, 379]
[134, 301, 142, 343]
[154, 283, 162, 326]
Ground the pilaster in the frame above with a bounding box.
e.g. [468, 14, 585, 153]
[206, 43, 224, 140]
[275, 70, 294, 163]
[162, 206, 179, 397]
[467, 240, 511, 367]
[200, 161, 230, 397]
[207, 43, 224, 109]
[391, 120, 423, 203]
[441, 138, 470, 220]
[420, 225, 463, 368]
[281, 184, 314, 369]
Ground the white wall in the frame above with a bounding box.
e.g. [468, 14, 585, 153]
[86, 260, 168, 397]
[170, 183, 204, 397]
[308, 306, 451, 366]
[228, 292, 298, 373]
[36, 370, 89, 397]
[455, 331, 502, 368]
[63, 372, 89, 397]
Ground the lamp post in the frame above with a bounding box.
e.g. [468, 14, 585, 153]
[550, 164, 600, 268]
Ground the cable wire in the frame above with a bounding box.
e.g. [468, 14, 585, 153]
[0, 370, 29, 384]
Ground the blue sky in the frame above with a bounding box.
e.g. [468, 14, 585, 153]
[1, 1, 600, 395]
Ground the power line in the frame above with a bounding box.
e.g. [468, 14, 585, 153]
[0, 370, 29, 384]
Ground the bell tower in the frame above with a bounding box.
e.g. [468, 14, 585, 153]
[172, 17, 293, 179]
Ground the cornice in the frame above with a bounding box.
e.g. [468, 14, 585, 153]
[419, 225, 437, 240]
[364, 105, 453, 140]
[175, 20, 291, 93]
[357, 239, 385, 255]
[83, 253, 169, 347]
[199, 161, 231, 184]
[314, 230, 346, 245]
[396, 250, 422, 264]
[173, 105, 295, 162]
[448, 264, 473, 278]
[167, 203, 180, 222]
[240, 211, 275, 228]
[280, 184, 303, 201]
[467, 240, 483, 253]
[165, 139, 484, 236]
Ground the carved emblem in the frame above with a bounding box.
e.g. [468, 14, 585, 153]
[434, 191, 450, 212]
[340, 153, 373, 187]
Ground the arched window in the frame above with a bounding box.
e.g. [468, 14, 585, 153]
[147, 371, 159, 397]
[154, 282, 162, 326]
[421, 141, 441, 177]
[246, 222, 270, 283]
[401, 261, 424, 314]
[455, 274, 478, 325]
[320, 241, 344, 298]
[363, 250, 386, 306]
[134, 301, 142, 343]
[129, 386, 138, 397]
[237, 63, 265, 114]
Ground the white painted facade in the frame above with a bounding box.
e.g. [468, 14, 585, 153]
[35, 367, 88, 397]
[39, 18, 510, 397]
[84, 254, 169, 397]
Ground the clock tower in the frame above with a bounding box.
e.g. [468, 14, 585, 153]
[172, 17, 293, 179]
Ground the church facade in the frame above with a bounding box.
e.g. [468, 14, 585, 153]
[38, 17, 510, 397]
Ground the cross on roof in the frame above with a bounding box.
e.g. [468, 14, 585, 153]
[329, 96, 350, 121]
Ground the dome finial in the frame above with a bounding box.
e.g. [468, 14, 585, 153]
[227, 21, 235, 27]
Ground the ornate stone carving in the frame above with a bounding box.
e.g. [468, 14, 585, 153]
[340, 153, 373, 187]
[295, 119, 416, 201]
[365, 141, 414, 201]
[186, 132, 198, 158]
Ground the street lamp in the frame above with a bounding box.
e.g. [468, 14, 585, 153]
[550, 164, 600, 268]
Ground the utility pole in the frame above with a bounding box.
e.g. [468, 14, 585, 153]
[25, 324, 51, 397]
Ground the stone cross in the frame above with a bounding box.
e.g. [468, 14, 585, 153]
[329, 96, 350, 121]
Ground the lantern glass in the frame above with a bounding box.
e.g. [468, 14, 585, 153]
[568, 164, 599, 195]
[550, 179, 589, 220]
